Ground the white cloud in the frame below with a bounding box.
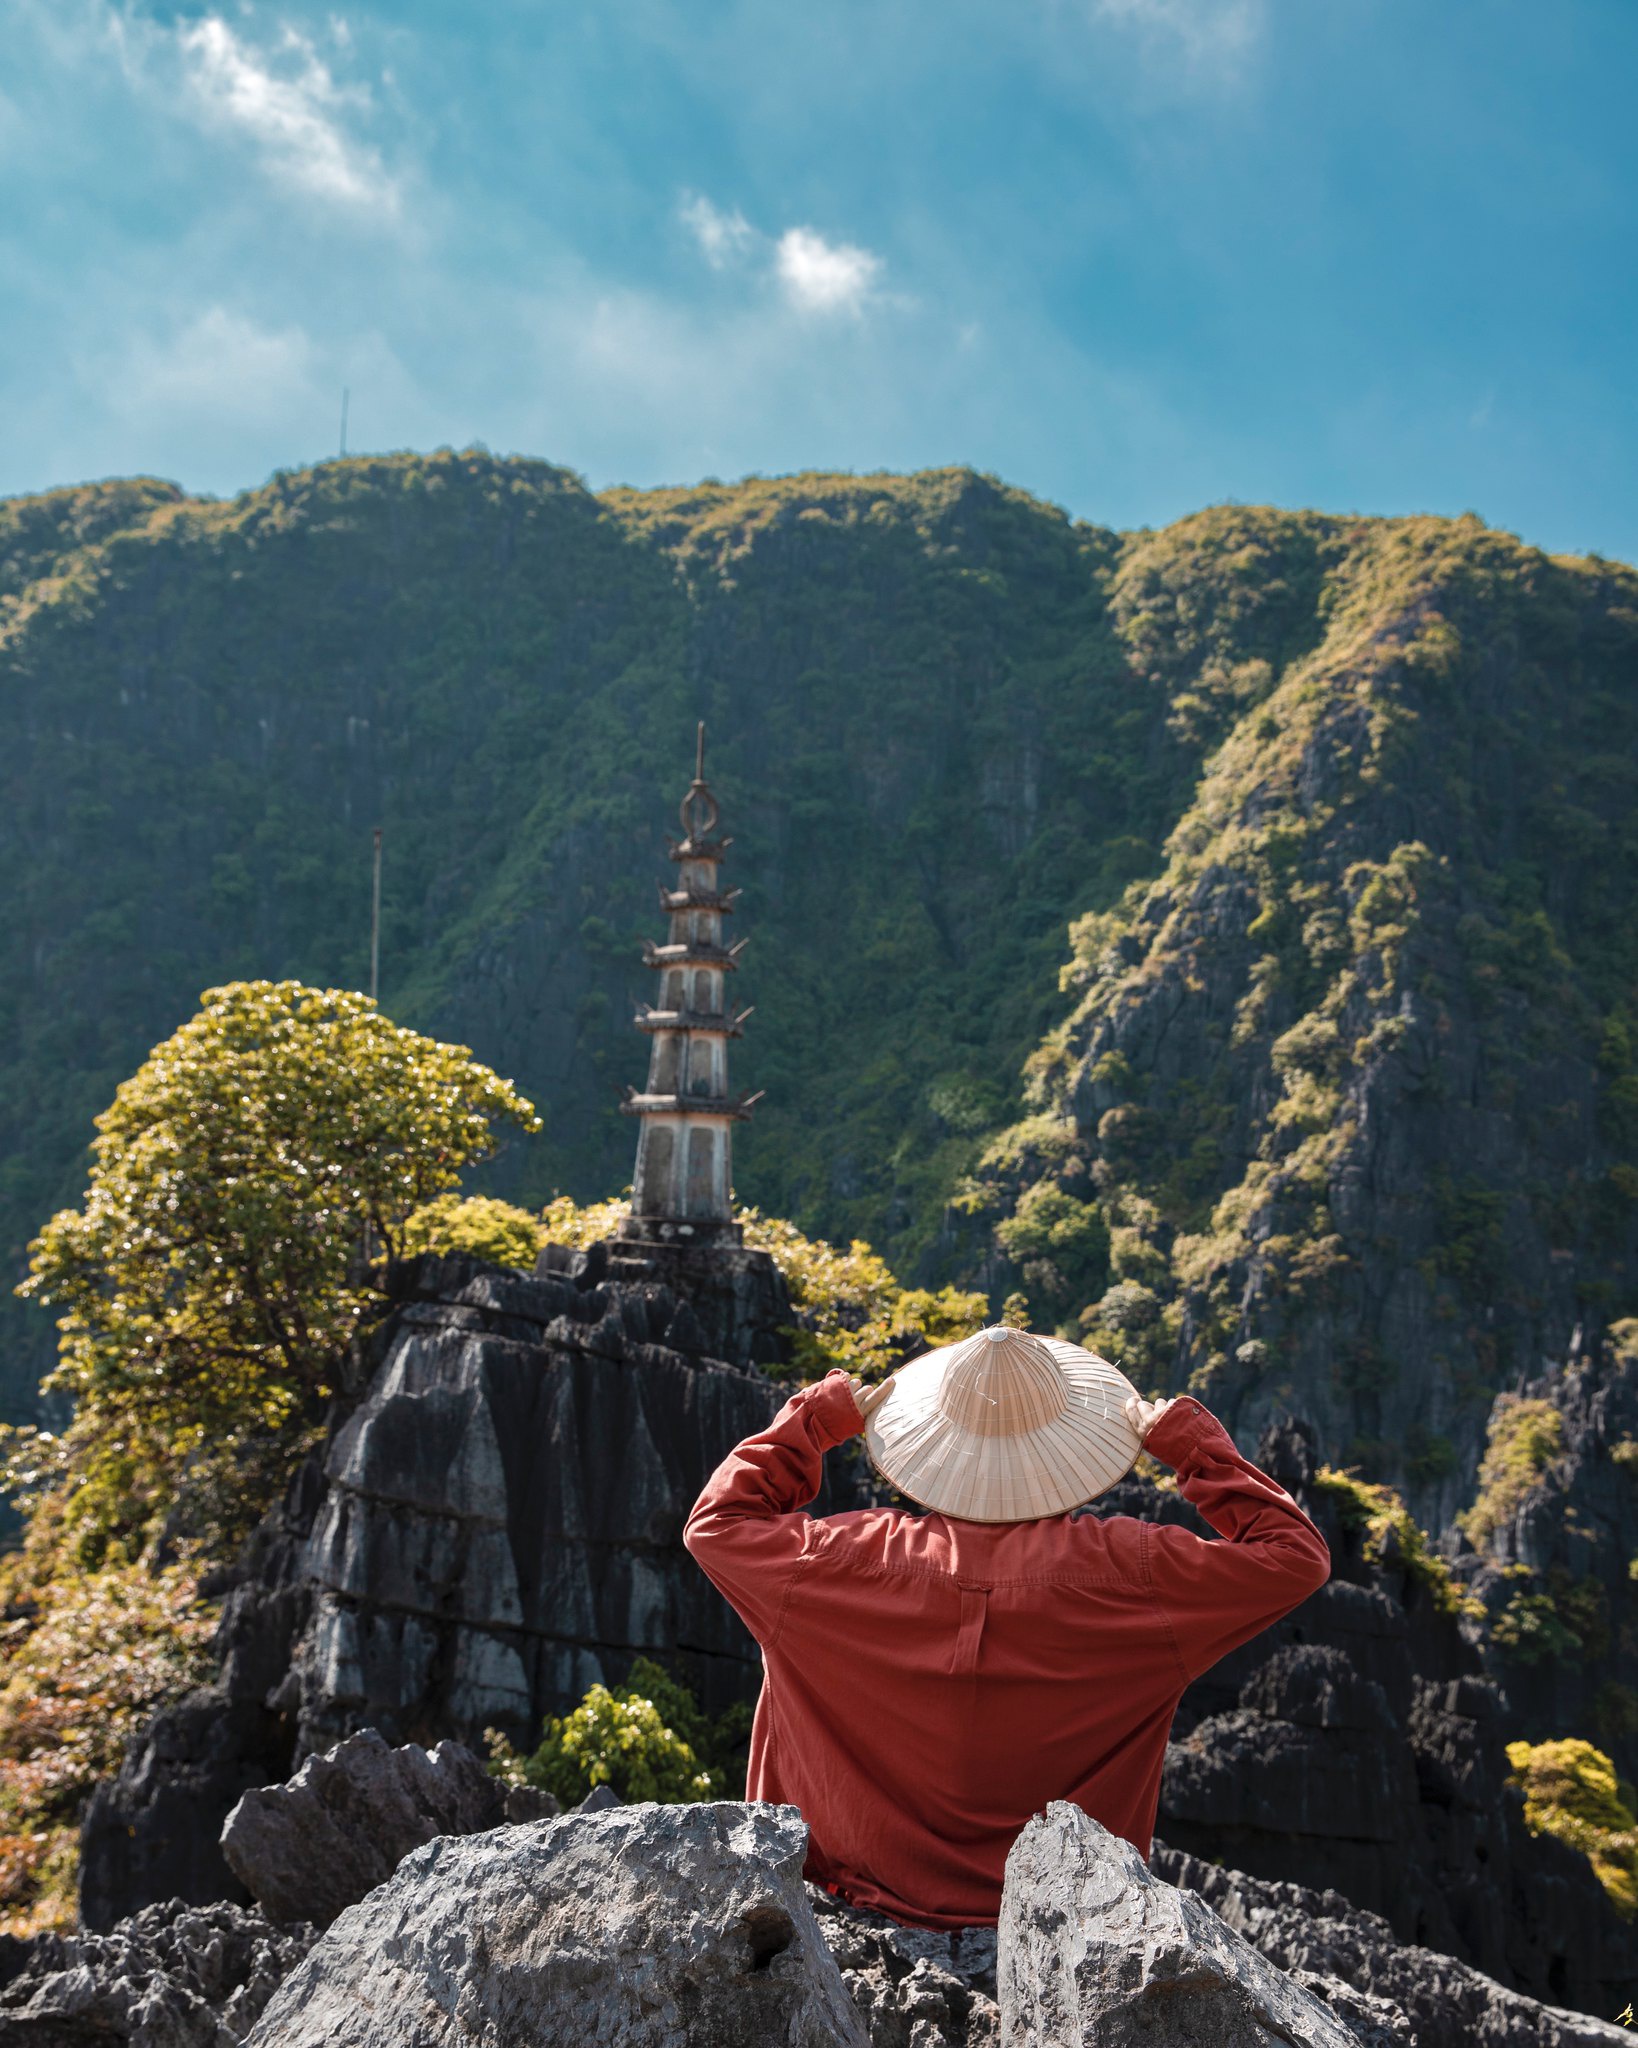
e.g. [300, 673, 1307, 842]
[1090, 0, 1265, 75]
[775, 227, 883, 316]
[679, 195, 888, 318]
[679, 193, 754, 269]
[115, 305, 322, 426]
[175, 14, 398, 215]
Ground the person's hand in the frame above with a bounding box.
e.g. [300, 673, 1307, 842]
[1125, 1392, 1175, 1444]
[849, 1374, 895, 1423]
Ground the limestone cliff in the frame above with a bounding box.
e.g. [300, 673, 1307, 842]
[77, 1245, 811, 1926]
[971, 513, 1638, 1542]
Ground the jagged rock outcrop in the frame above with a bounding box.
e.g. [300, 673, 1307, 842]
[78, 1453, 331, 1931]
[1120, 1418, 1634, 2021]
[1156, 1558, 1632, 2015]
[807, 1887, 1000, 2048]
[244, 1802, 870, 2048]
[1454, 1330, 1638, 1779]
[293, 1248, 795, 1753]
[220, 1727, 503, 1930]
[0, 1899, 314, 2046]
[998, 1802, 1362, 2047]
[974, 514, 1638, 1538]
[79, 1247, 813, 1927]
[1155, 1842, 1634, 2048]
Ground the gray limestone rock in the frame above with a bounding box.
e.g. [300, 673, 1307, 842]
[807, 1886, 999, 2048]
[1284, 1971, 1411, 2048]
[79, 1250, 834, 1928]
[1154, 1842, 1635, 2048]
[0, 1898, 314, 2046]
[219, 1726, 503, 1930]
[290, 1252, 800, 1757]
[244, 1801, 871, 2048]
[998, 1802, 1359, 2048]
[502, 1783, 561, 1822]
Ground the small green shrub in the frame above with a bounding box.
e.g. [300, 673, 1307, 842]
[1493, 1588, 1584, 1665]
[487, 1657, 748, 1807]
[1459, 1395, 1564, 1551]
[1312, 1466, 1474, 1617]
[1595, 1681, 1638, 1745]
[0, 1550, 214, 1934]
[1404, 1426, 1458, 1486]
[401, 1194, 546, 1271]
[996, 1182, 1111, 1314]
[1507, 1737, 1638, 1917]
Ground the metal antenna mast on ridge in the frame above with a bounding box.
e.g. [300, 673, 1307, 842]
[370, 826, 382, 1002]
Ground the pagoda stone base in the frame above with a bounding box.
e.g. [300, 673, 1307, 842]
[617, 1214, 744, 1249]
[536, 1233, 792, 1375]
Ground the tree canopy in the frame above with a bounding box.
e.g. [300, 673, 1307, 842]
[12, 979, 539, 1564]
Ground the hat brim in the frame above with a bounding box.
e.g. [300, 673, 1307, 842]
[863, 1334, 1143, 1522]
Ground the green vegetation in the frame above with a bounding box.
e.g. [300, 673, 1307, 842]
[0, 455, 1160, 1424]
[957, 503, 1638, 1492]
[0, 986, 537, 1930]
[11, 981, 538, 1568]
[1493, 1583, 1586, 1665]
[1459, 1396, 1565, 1552]
[539, 1195, 987, 1380]
[0, 1552, 212, 1934]
[1507, 1737, 1638, 1917]
[1310, 1465, 1476, 1617]
[486, 1657, 749, 1806]
[402, 1193, 547, 1271]
[4, 462, 1637, 1491]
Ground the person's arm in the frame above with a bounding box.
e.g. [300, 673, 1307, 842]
[1134, 1394, 1331, 1680]
[682, 1368, 874, 1644]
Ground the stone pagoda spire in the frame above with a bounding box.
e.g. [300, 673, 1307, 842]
[620, 724, 761, 1246]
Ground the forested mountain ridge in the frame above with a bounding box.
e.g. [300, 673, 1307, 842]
[967, 513, 1638, 1522]
[4, 455, 1636, 1542]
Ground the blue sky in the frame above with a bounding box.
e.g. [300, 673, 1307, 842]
[4, 0, 1635, 559]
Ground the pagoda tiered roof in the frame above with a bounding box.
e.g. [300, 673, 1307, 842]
[659, 881, 741, 914]
[642, 936, 748, 971]
[635, 1002, 754, 1036]
[667, 833, 734, 863]
[620, 1085, 765, 1120]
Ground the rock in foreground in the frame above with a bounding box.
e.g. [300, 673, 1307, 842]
[808, 1885, 1000, 2047]
[220, 1726, 503, 1930]
[0, 1897, 314, 2046]
[1155, 1842, 1635, 2048]
[245, 1801, 870, 2048]
[999, 1803, 1360, 2047]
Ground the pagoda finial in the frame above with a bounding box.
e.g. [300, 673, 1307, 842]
[620, 729, 760, 1248]
[679, 719, 720, 845]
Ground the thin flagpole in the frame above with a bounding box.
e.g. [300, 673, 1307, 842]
[370, 826, 382, 1002]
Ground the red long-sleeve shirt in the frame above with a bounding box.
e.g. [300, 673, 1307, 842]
[683, 1369, 1330, 1929]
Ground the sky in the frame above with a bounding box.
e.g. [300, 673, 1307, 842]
[3, 0, 1636, 560]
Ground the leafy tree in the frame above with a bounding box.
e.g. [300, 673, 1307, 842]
[538, 1195, 987, 1381]
[11, 980, 539, 1564]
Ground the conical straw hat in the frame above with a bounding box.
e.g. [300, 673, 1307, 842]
[863, 1325, 1143, 1523]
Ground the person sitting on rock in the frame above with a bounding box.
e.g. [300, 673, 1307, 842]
[684, 1325, 1331, 1930]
